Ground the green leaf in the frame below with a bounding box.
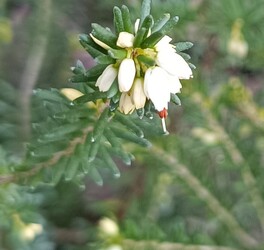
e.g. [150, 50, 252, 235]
[100, 146, 120, 178]
[115, 112, 144, 138]
[113, 6, 124, 34]
[108, 48, 127, 60]
[137, 55, 156, 67]
[43, 121, 88, 139]
[175, 41, 193, 52]
[86, 64, 108, 77]
[70, 74, 90, 83]
[79, 34, 106, 57]
[91, 23, 117, 49]
[71, 60, 86, 74]
[95, 55, 115, 64]
[89, 166, 103, 186]
[152, 13, 170, 33]
[133, 27, 148, 48]
[159, 15, 179, 34]
[111, 126, 151, 147]
[121, 5, 133, 34]
[33, 89, 68, 104]
[73, 92, 107, 104]
[107, 79, 119, 98]
[189, 63, 196, 69]
[140, 0, 152, 27]
[170, 93, 181, 106]
[93, 108, 110, 141]
[64, 157, 80, 181]
[178, 52, 191, 61]
[52, 158, 68, 185]
[141, 31, 164, 48]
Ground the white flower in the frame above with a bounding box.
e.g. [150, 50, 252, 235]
[131, 78, 146, 109]
[96, 64, 118, 92]
[21, 223, 43, 241]
[156, 51, 192, 79]
[98, 217, 119, 237]
[144, 67, 171, 111]
[119, 92, 135, 114]
[90, 33, 111, 50]
[117, 32, 135, 48]
[118, 58, 136, 92]
[155, 35, 174, 52]
[167, 74, 182, 94]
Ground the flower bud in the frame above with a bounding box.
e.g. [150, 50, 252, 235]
[116, 32, 135, 48]
[96, 64, 117, 92]
[118, 58, 136, 92]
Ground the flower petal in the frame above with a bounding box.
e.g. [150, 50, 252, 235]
[90, 34, 111, 50]
[116, 32, 135, 48]
[96, 64, 117, 92]
[118, 58, 136, 92]
[119, 93, 135, 114]
[131, 78, 146, 109]
[156, 51, 193, 79]
[144, 67, 171, 111]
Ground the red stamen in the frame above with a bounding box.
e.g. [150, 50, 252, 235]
[158, 108, 168, 118]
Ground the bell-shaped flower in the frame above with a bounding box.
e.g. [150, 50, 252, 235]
[156, 50, 192, 79]
[96, 64, 118, 92]
[131, 78, 146, 109]
[116, 32, 135, 48]
[155, 35, 174, 52]
[118, 58, 136, 92]
[144, 66, 171, 111]
[167, 74, 182, 94]
[90, 34, 110, 50]
[119, 92, 135, 114]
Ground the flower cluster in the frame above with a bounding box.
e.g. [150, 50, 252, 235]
[76, 2, 194, 132]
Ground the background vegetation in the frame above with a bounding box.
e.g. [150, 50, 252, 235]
[1, 0, 264, 249]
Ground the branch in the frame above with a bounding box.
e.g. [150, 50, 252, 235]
[148, 145, 259, 249]
[123, 239, 239, 250]
[0, 126, 92, 185]
[192, 92, 264, 234]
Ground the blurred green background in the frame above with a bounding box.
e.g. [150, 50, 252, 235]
[1, 0, 264, 249]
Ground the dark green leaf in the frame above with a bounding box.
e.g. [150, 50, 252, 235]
[170, 93, 181, 106]
[91, 23, 117, 49]
[175, 41, 193, 52]
[140, 0, 152, 27]
[137, 55, 156, 67]
[108, 48, 127, 60]
[113, 6, 124, 34]
[121, 5, 133, 33]
[152, 13, 170, 33]
[73, 92, 107, 104]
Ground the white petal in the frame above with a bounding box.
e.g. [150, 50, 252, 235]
[119, 93, 135, 114]
[134, 19, 140, 34]
[90, 34, 110, 50]
[144, 67, 171, 111]
[156, 51, 193, 79]
[116, 32, 135, 48]
[96, 64, 117, 92]
[131, 78, 146, 109]
[155, 35, 173, 52]
[118, 58, 136, 92]
[167, 74, 182, 94]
